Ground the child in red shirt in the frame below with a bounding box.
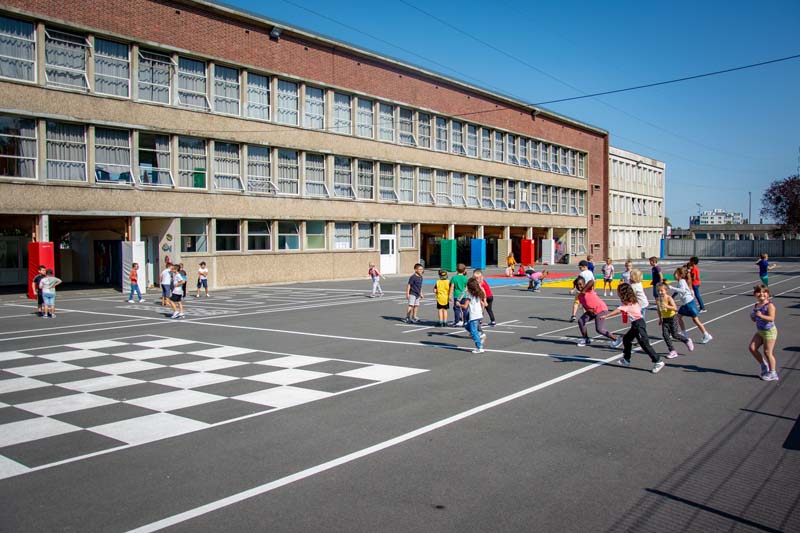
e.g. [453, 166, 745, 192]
[574, 277, 621, 348]
[687, 256, 706, 312]
[127, 262, 144, 303]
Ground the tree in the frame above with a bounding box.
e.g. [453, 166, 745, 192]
[761, 175, 800, 235]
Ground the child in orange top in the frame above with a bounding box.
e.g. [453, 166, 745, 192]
[127, 262, 144, 303]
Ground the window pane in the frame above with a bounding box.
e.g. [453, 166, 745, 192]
[214, 64, 240, 115]
[94, 38, 129, 97]
[95, 127, 131, 183]
[481, 176, 494, 208]
[0, 16, 35, 82]
[138, 50, 171, 103]
[0, 115, 37, 178]
[277, 79, 299, 125]
[466, 124, 478, 157]
[494, 131, 504, 162]
[399, 108, 415, 146]
[246, 72, 270, 120]
[216, 219, 240, 251]
[357, 223, 374, 249]
[481, 129, 491, 159]
[334, 222, 352, 249]
[400, 224, 414, 248]
[45, 28, 88, 89]
[304, 86, 325, 130]
[399, 165, 414, 202]
[177, 57, 209, 110]
[466, 175, 479, 207]
[305, 220, 325, 250]
[357, 160, 374, 200]
[436, 170, 450, 205]
[379, 162, 397, 201]
[378, 103, 394, 141]
[277, 149, 299, 194]
[247, 220, 271, 250]
[214, 142, 242, 191]
[304, 153, 327, 197]
[356, 98, 373, 138]
[334, 156, 354, 199]
[435, 117, 448, 151]
[246, 144, 273, 193]
[46, 121, 86, 181]
[417, 113, 431, 148]
[178, 137, 206, 189]
[451, 121, 464, 155]
[138, 132, 172, 186]
[417, 168, 433, 204]
[181, 218, 207, 252]
[333, 93, 351, 134]
[278, 221, 300, 250]
[451, 172, 465, 206]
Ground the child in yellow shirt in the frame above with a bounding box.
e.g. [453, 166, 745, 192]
[433, 270, 451, 327]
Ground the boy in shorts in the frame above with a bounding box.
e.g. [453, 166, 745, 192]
[405, 263, 424, 323]
[166, 264, 185, 319]
[160, 262, 173, 306]
[433, 270, 451, 327]
[196, 261, 210, 297]
[450, 263, 469, 327]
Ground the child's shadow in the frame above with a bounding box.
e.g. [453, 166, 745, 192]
[669, 362, 759, 379]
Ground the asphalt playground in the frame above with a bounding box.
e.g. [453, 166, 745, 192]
[0, 258, 798, 532]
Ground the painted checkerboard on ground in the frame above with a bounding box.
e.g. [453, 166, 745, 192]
[0, 334, 426, 480]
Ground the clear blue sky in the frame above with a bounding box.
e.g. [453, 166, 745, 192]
[227, 0, 800, 227]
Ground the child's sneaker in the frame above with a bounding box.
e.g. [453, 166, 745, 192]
[767, 371, 779, 381]
[569, 315, 576, 323]
[177, 313, 185, 319]
[138, 299, 145, 303]
[41, 314, 47, 319]
[405, 317, 413, 324]
[195, 294, 200, 298]
[666, 351, 679, 359]
[652, 361, 665, 373]
[618, 358, 631, 367]
[577, 338, 590, 347]
[680, 330, 688, 339]
[610, 337, 623, 350]
[455, 321, 463, 327]
[686, 339, 695, 352]
[759, 363, 769, 377]
[700, 332, 713, 344]
[170, 312, 179, 319]
[472, 347, 485, 354]
[127, 299, 134, 303]
[489, 321, 496, 327]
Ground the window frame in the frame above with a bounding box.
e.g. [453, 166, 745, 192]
[333, 156, 355, 199]
[304, 152, 329, 197]
[180, 218, 208, 253]
[215, 219, 241, 252]
[435, 170, 451, 206]
[276, 148, 300, 195]
[94, 38, 130, 98]
[245, 72, 270, 121]
[356, 97, 374, 138]
[417, 168, 434, 205]
[378, 103, 395, 142]
[137, 49, 173, 104]
[247, 219, 271, 251]
[399, 165, 414, 203]
[356, 159, 375, 200]
[45, 121, 87, 182]
[0, 115, 37, 179]
[176, 56, 210, 111]
[451, 172, 466, 207]
[417, 112, 431, 149]
[357, 222, 374, 249]
[0, 16, 36, 83]
[94, 127, 132, 184]
[276, 79, 299, 126]
[213, 64, 240, 116]
[398, 108, 415, 146]
[333, 92, 352, 135]
[305, 220, 326, 250]
[334, 222, 353, 250]
[246, 144, 275, 194]
[304, 85, 325, 130]
[481, 176, 494, 208]
[277, 221, 300, 250]
[435, 117, 448, 152]
[137, 132, 173, 186]
[451, 121, 465, 155]
[466, 174, 480, 207]
[213, 141, 243, 192]
[399, 224, 414, 248]
[44, 28, 90, 91]
[177, 136, 207, 189]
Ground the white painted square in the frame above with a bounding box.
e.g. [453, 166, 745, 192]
[59, 375, 143, 393]
[153, 372, 235, 389]
[92, 361, 162, 375]
[0, 377, 50, 394]
[338, 364, 427, 382]
[189, 346, 256, 358]
[8, 362, 82, 377]
[134, 338, 198, 349]
[66, 340, 128, 350]
[115, 348, 181, 360]
[255, 355, 328, 368]
[172, 359, 245, 372]
[0, 456, 29, 480]
[127, 389, 223, 411]
[0, 351, 30, 362]
[247, 368, 329, 386]
[234, 386, 331, 408]
[90, 413, 208, 445]
[40, 350, 107, 362]
[17, 393, 117, 416]
[0, 417, 79, 447]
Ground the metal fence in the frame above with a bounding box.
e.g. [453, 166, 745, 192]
[665, 239, 800, 257]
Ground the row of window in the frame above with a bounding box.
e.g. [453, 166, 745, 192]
[181, 219, 414, 253]
[0, 115, 587, 215]
[0, 14, 588, 177]
[609, 193, 663, 218]
[609, 157, 664, 190]
[609, 229, 662, 251]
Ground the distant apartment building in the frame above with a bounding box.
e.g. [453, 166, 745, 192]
[608, 147, 665, 260]
[689, 209, 745, 226]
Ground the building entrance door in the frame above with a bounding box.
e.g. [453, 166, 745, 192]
[380, 236, 397, 275]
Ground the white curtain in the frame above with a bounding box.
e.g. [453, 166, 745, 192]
[277, 149, 299, 194]
[46, 122, 86, 181]
[213, 142, 242, 191]
[95, 38, 129, 97]
[178, 57, 208, 109]
[0, 16, 35, 81]
[246, 73, 270, 120]
[178, 137, 206, 188]
[95, 127, 131, 182]
[213, 65, 239, 115]
[246, 144, 271, 193]
[138, 51, 170, 103]
[0, 117, 36, 178]
[45, 29, 87, 89]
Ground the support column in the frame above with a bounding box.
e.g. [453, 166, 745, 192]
[547, 227, 554, 240]
[525, 227, 533, 239]
[38, 214, 50, 242]
[476, 225, 484, 239]
[447, 224, 455, 240]
[503, 226, 511, 239]
[131, 216, 141, 241]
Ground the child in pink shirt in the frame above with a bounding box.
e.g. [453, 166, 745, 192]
[574, 277, 622, 348]
[605, 283, 664, 373]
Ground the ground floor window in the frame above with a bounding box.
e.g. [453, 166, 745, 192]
[215, 219, 240, 251]
[357, 223, 374, 249]
[277, 221, 300, 250]
[400, 224, 414, 248]
[247, 220, 271, 251]
[181, 218, 208, 253]
[305, 221, 326, 250]
[334, 222, 352, 249]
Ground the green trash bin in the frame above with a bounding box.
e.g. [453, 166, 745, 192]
[440, 239, 457, 272]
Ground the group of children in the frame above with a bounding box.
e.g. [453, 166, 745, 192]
[31, 265, 61, 319]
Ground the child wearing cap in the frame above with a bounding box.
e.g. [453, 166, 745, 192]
[433, 270, 451, 327]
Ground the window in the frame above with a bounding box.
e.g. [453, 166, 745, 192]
[276, 79, 299, 125]
[246, 72, 270, 120]
[333, 156, 354, 198]
[278, 221, 300, 250]
[569, 150, 576, 176]
[436, 170, 451, 205]
[304, 153, 328, 197]
[531, 183, 541, 212]
[277, 149, 299, 194]
[356, 98, 374, 138]
[451, 172, 466, 206]
[138, 132, 172, 185]
[178, 137, 206, 189]
[481, 129, 492, 159]
[357, 160, 374, 200]
[418, 168, 434, 204]
[213, 65, 240, 115]
[216, 219, 240, 251]
[247, 220, 271, 250]
[507, 135, 518, 165]
[495, 179, 506, 209]
[569, 229, 586, 255]
[451, 121, 465, 155]
[379, 163, 397, 201]
[531, 141, 540, 169]
[399, 165, 414, 202]
[94, 38, 129, 97]
[46, 121, 85, 181]
[435, 117, 448, 152]
[0, 16, 35, 82]
[519, 139, 529, 167]
[578, 153, 585, 177]
[481, 176, 494, 208]
[378, 103, 395, 141]
[400, 224, 414, 248]
[305, 221, 325, 250]
[466, 125, 478, 158]
[560, 147, 569, 174]
[138, 49, 172, 104]
[541, 185, 551, 213]
[177, 57, 209, 110]
[357, 223, 374, 249]
[45, 28, 89, 90]
[494, 131, 504, 162]
[181, 218, 207, 252]
[569, 189, 578, 215]
[467, 175, 480, 207]
[417, 113, 431, 148]
[550, 186, 558, 212]
[334, 222, 352, 249]
[540, 143, 550, 171]
[550, 145, 559, 172]
[214, 142, 242, 191]
[519, 182, 529, 210]
[304, 86, 325, 129]
[508, 180, 516, 209]
[0, 116, 36, 179]
[399, 108, 415, 146]
[94, 128, 131, 183]
[246, 144, 273, 193]
[333, 93, 351, 134]
[561, 188, 568, 214]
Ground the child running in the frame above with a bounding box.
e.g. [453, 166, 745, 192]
[573, 276, 622, 348]
[671, 266, 712, 343]
[433, 270, 450, 327]
[473, 269, 496, 326]
[687, 257, 705, 312]
[569, 260, 595, 322]
[166, 264, 185, 319]
[127, 262, 145, 303]
[601, 258, 615, 296]
[655, 282, 694, 359]
[605, 283, 665, 373]
[629, 269, 649, 319]
[405, 263, 424, 323]
[450, 263, 469, 327]
[196, 261, 210, 298]
[38, 269, 62, 319]
[458, 278, 487, 353]
[368, 262, 385, 298]
[620, 261, 633, 285]
[649, 257, 663, 300]
[755, 253, 777, 286]
[749, 284, 779, 381]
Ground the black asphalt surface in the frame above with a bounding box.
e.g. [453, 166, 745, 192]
[1, 258, 798, 532]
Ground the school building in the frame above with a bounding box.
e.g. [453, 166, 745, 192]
[0, 0, 610, 290]
[607, 146, 665, 261]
